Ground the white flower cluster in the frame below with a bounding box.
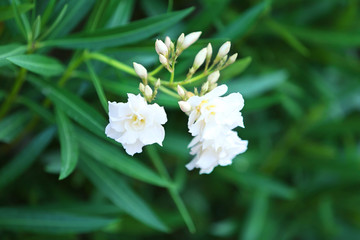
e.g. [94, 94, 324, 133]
[179, 85, 248, 174]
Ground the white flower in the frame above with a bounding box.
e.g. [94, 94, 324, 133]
[105, 94, 167, 156]
[186, 85, 244, 139]
[186, 131, 248, 174]
[183, 84, 247, 174]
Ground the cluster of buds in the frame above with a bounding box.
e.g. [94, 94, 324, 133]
[133, 62, 160, 102]
[155, 32, 202, 73]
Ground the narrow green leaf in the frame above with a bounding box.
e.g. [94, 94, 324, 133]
[80, 157, 168, 232]
[47, 0, 96, 38]
[55, 107, 79, 180]
[85, 60, 108, 112]
[0, 3, 33, 21]
[10, 0, 32, 41]
[40, 4, 68, 40]
[40, 0, 56, 27]
[227, 70, 288, 98]
[28, 76, 107, 138]
[241, 189, 269, 240]
[76, 128, 170, 187]
[106, 0, 134, 28]
[216, 1, 269, 39]
[31, 15, 41, 40]
[0, 127, 55, 189]
[0, 43, 27, 66]
[6, 54, 64, 76]
[0, 111, 30, 143]
[0, 207, 117, 234]
[221, 56, 252, 81]
[16, 96, 55, 123]
[41, 7, 194, 49]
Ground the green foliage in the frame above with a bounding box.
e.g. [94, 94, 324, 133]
[1, 0, 360, 239]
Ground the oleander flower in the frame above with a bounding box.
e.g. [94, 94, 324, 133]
[105, 94, 167, 156]
[180, 84, 247, 174]
[186, 85, 245, 139]
[186, 131, 248, 174]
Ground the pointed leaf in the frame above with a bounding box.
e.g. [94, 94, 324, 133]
[0, 127, 55, 189]
[55, 107, 79, 180]
[0, 207, 117, 234]
[41, 7, 194, 49]
[80, 157, 168, 232]
[6, 54, 64, 76]
[0, 111, 30, 143]
[0, 4, 33, 21]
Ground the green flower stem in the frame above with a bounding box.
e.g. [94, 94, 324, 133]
[87, 52, 179, 98]
[174, 70, 212, 86]
[0, 68, 27, 120]
[146, 145, 196, 233]
[149, 65, 164, 76]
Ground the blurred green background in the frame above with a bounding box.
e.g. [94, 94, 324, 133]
[1, 0, 360, 239]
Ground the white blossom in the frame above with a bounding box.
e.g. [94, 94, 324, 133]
[155, 39, 168, 56]
[182, 31, 202, 50]
[183, 84, 247, 174]
[105, 94, 167, 156]
[227, 53, 238, 65]
[216, 41, 231, 60]
[207, 71, 220, 84]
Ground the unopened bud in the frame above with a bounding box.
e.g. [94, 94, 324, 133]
[133, 62, 147, 80]
[227, 53, 238, 65]
[139, 82, 145, 92]
[201, 81, 209, 93]
[206, 43, 212, 62]
[155, 39, 168, 56]
[165, 36, 171, 50]
[182, 31, 202, 49]
[145, 85, 153, 98]
[159, 54, 168, 66]
[193, 47, 207, 69]
[219, 55, 228, 67]
[216, 41, 231, 60]
[177, 85, 186, 98]
[207, 71, 220, 83]
[178, 101, 192, 113]
[155, 78, 161, 88]
[186, 91, 195, 98]
[177, 33, 185, 49]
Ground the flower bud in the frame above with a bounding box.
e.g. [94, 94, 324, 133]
[227, 53, 238, 65]
[139, 82, 145, 92]
[216, 41, 231, 60]
[159, 54, 168, 66]
[182, 31, 202, 49]
[201, 81, 209, 93]
[206, 43, 212, 62]
[219, 55, 228, 67]
[145, 85, 153, 98]
[193, 47, 207, 70]
[177, 85, 185, 98]
[133, 62, 147, 80]
[155, 39, 168, 56]
[155, 78, 161, 88]
[165, 36, 171, 50]
[207, 71, 220, 84]
[178, 101, 192, 113]
[177, 33, 185, 48]
[186, 91, 195, 98]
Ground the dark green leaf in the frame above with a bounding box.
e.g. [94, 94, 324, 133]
[6, 54, 64, 76]
[41, 7, 194, 49]
[80, 157, 168, 232]
[76, 128, 170, 187]
[28, 76, 107, 138]
[0, 3, 33, 21]
[55, 107, 79, 180]
[0, 207, 117, 234]
[221, 56, 252, 81]
[216, 1, 269, 39]
[106, 0, 134, 28]
[0, 111, 30, 143]
[0, 127, 55, 189]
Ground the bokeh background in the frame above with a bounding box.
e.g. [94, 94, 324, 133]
[1, 0, 360, 239]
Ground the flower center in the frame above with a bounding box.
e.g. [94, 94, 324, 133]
[130, 114, 146, 130]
